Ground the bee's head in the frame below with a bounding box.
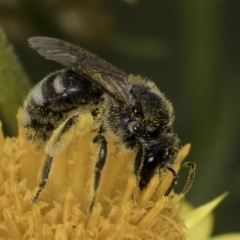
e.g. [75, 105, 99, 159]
[138, 132, 180, 189]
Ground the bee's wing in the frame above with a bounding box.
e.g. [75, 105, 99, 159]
[28, 37, 133, 106]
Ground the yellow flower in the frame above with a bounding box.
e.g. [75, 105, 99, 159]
[0, 110, 190, 239]
[0, 111, 239, 240]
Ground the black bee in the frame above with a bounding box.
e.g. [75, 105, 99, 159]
[22, 37, 183, 203]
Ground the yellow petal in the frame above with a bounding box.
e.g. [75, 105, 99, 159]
[188, 206, 213, 240]
[182, 193, 228, 239]
[183, 192, 228, 229]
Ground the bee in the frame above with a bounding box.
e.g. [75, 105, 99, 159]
[22, 37, 195, 203]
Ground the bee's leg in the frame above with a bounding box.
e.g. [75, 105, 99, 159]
[89, 133, 107, 210]
[181, 161, 196, 194]
[32, 113, 94, 202]
[165, 167, 178, 196]
[32, 155, 53, 202]
[165, 161, 196, 196]
[92, 134, 107, 192]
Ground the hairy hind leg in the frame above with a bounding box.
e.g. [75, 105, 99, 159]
[32, 112, 95, 202]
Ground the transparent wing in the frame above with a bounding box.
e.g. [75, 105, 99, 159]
[28, 36, 133, 106]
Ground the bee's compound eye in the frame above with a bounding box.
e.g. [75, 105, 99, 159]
[147, 155, 156, 163]
[128, 121, 140, 133]
[143, 155, 159, 174]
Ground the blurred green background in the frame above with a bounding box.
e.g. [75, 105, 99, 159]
[0, 0, 239, 236]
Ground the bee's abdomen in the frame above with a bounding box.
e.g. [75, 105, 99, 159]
[22, 70, 102, 148]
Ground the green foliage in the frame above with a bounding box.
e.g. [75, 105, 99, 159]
[0, 27, 30, 135]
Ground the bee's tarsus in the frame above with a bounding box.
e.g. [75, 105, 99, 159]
[165, 167, 178, 196]
[181, 161, 196, 195]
